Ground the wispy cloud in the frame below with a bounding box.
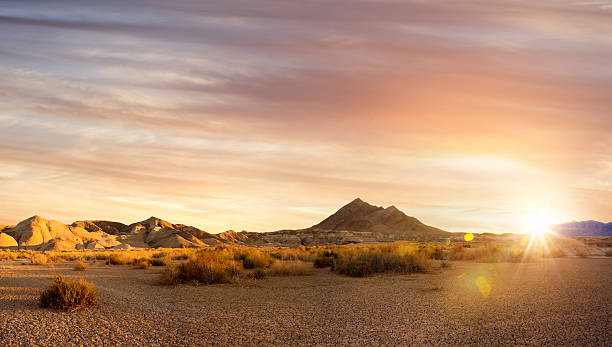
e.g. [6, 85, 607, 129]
[0, 0, 610, 232]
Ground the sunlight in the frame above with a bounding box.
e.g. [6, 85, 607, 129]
[522, 208, 556, 236]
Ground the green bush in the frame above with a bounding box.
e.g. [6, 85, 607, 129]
[40, 275, 98, 311]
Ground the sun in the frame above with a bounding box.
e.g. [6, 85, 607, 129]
[523, 208, 556, 236]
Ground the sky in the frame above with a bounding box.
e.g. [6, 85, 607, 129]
[0, 0, 610, 234]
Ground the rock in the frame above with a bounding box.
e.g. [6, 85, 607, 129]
[0, 233, 18, 248]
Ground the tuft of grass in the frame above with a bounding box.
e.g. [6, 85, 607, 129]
[234, 249, 274, 269]
[31, 254, 48, 265]
[133, 260, 152, 269]
[106, 253, 132, 265]
[73, 261, 88, 271]
[313, 251, 337, 268]
[440, 260, 451, 268]
[159, 252, 243, 285]
[267, 261, 311, 276]
[249, 268, 267, 279]
[40, 275, 98, 312]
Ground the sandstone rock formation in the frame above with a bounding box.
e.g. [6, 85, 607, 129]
[0, 233, 18, 248]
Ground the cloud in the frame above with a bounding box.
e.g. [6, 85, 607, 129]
[0, 0, 610, 232]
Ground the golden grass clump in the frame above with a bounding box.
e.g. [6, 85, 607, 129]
[40, 275, 97, 312]
[30, 253, 48, 265]
[73, 261, 88, 271]
[234, 248, 274, 269]
[106, 253, 132, 265]
[332, 246, 432, 277]
[133, 260, 152, 269]
[267, 260, 311, 276]
[159, 252, 243, 285]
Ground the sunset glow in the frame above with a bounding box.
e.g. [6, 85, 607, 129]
[0, 1, 610, 233]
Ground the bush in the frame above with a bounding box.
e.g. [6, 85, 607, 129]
[40, 275, 98, 311]
[313, 250, 337, 268]
[31, 254, 48, 265]
[106, 254, 131, 265]
[159, 252, 243, 285]
[133, 260, 151, 269]
[605, 249, 612, 257]
[250, 268, 267, 279]
[234, 249, 273, 269]
[333, 250, 432, 277]
[73, 261, 88, 271]
[267, 261, 311, 276]
[150, 258, 167, 266]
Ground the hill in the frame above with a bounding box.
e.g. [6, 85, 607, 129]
[552, 220, 612, 237]
[0, 199, 450, 250]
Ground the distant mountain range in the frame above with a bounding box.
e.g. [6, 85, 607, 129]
[552, 220, 612, 237]
[0, 198, 449, 250]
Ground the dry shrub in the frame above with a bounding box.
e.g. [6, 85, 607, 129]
[159, 252, 243, 285]
[0, 250, 18, 260]
[40, 275, 97, 311]
[133, 260, 152, 269]
[31, 254, 48, 265]
[267, 261, 311, 276]
[273, 247, 314, 262]
[333, 248, 432, 277]
[150, 257, 167, 266]
[106, 253, 132, 265]
[605, 249, 612, 257]
[73, 261, 88, 271]
[247, 268, 267, 279]
[234, 249, 273, 269]
[440, 260, 451, 268]
[314, 251, 337, 268]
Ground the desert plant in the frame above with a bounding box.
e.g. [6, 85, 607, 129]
[31, 254, 48, 265]
[250, 268, 267, 279]
[159, 252, 243, 285]
[133, 260, 152, 269]
[313, 250, 337, 268]
[73, 261, 88, 271]
[234, 249, 273, 269]
[440, 260, 451, 268]
[106, 253, 132, 265]
[40, 275, 98, 311]
[605, 249, 612, 257]
[267, 261, 311, 276]
[333, 249, 432, 277]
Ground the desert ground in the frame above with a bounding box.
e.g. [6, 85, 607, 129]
[1, 257, 610, 346]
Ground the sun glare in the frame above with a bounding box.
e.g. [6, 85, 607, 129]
[523, 208, 556, 236]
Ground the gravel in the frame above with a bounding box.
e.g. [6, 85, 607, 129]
[0, 258, 610, 346]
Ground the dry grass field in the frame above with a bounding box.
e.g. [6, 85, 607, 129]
[0, 241, 610, 346]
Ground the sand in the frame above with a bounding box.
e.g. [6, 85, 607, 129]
[1, 258, 610, 346]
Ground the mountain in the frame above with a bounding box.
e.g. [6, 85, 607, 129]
[216, 198, 450, 246]
[552, 220, 612, 237]
[311, 198, 449, 240]
[0, 199, 450, 250]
